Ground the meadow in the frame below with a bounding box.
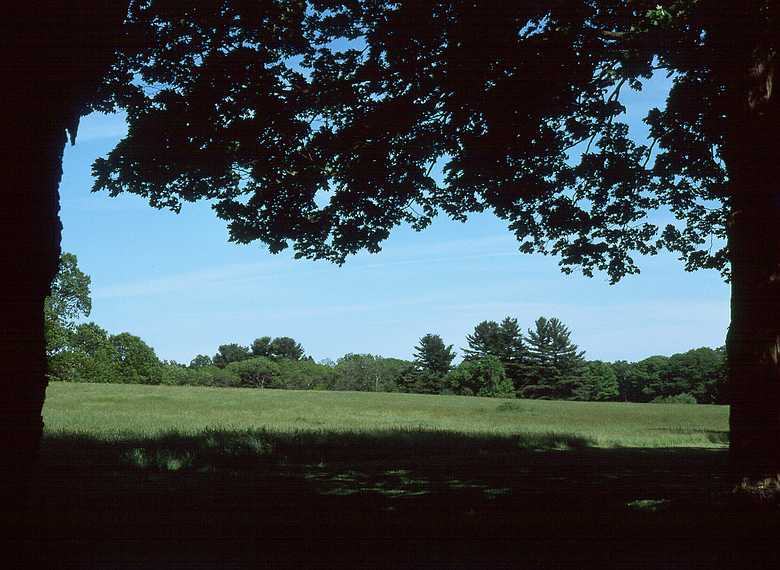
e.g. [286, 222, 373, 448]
[43, 381, 729, 447]
[16, 383, 779, 568]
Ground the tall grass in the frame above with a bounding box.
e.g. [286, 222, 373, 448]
[44, 381, 728, 448]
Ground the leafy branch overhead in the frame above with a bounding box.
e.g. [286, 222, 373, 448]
[92, 0, 738, 282]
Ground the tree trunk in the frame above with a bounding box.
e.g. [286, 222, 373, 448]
[0, 116, 66, 519]
[1, 1, 128, 525]
[724, 5, 780, 495]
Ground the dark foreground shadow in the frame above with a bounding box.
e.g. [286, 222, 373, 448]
[9, 428, 780, 568]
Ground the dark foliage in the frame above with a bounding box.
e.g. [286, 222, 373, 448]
[88, 1, 757, 284]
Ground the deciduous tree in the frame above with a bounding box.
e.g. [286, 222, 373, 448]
[48, 322, 120, 384]
[44, 253, 92, 358]
[189, 354, 213, 368]
[6, 0, 780, 506]
[225, 357, 279, 389]
[109, 332, 163, 385]
[575, 361, 620, 402]
[445, 356, 515, 398]
[213, 343, 252, 368]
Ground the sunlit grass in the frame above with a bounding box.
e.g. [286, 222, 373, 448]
[44, 381, 728, 448]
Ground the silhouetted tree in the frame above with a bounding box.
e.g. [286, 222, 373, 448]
[6, 0, 780, 507]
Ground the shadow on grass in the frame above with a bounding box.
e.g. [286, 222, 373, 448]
[47, 427, 595, 470]
[16, 428, 778, 568]
[648, 427, 730, 444]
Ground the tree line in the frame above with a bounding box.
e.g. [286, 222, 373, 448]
[47, 254, 725, 404]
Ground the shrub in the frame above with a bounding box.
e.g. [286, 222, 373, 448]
[650, 392, 698, 405]
[495, 401, 524, 413]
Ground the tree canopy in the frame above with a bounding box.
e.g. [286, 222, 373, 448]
[14, 0, 779, 484]
[86, 1, 773, 282]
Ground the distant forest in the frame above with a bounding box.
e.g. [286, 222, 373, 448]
[47, 254, 725, 404]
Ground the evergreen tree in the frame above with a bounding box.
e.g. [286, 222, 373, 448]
[521, 317, 586, 399]
[463, 321, 502, 360]
[497, 318, 525, 362]
[464, 317, 527, 388]
[413, 334, 456, 377]
[463, 317, 525, 361]
[406, 334, 456, 393]
[496, 317, 527, 385]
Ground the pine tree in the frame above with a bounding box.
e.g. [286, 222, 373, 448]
[413, 334, 456, 377]
[463, 321, 502, 360]
[464, 317, 526, 362]
[406, 334, 456, 393]
[496, 317, 526, 384]
[521, 317, 586, 399]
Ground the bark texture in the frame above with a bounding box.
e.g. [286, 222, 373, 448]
[724, 3, 780, 491]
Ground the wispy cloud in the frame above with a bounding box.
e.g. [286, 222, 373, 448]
[91, 234, 526, 300]
[93, 261, 286, 299]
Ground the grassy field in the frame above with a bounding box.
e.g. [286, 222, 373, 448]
[43, 381, 729, 448]
[15, 383, 779, 568]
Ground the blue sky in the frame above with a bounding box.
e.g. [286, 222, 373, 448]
[58, 76, 730, 365]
